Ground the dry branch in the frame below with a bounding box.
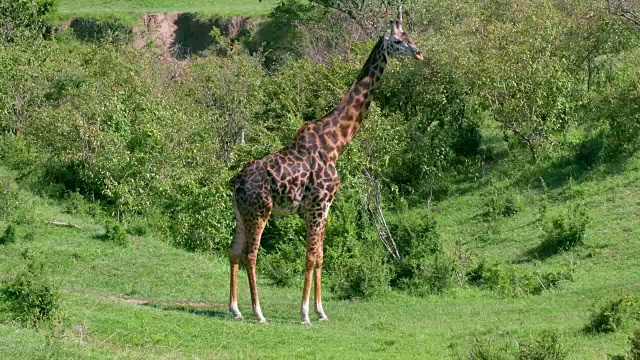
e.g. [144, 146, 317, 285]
[47, 221, 82, 229]
[363, 169, 401, 262]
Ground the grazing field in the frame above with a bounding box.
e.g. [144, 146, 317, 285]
[2, 0, 640, 359]
[56, 0, 279, 17]
[1, 155, 639, 359]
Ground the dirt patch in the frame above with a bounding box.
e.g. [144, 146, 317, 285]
[133, 13, 255, 59]
[133, 13, 180, 56]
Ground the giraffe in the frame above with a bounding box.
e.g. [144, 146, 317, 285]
[228, 7, 423, 326]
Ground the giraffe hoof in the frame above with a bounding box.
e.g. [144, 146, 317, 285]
[318, 316, 329, 321]
[256, 319, 269, 325]
[301, 320, 313, 327]
[232, 315, 243, 320]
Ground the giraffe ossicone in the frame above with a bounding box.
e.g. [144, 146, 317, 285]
[227, 7, 423, 325]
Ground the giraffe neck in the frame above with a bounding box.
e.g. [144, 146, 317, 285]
[302, 37, 386, 156]
[334, 37, 388, 152]
[291, 37, 389, 159]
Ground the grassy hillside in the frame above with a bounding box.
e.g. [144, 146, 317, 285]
[1, 0, 640, 358]
[1, 152, 639, 359]
[56, 0, 279, 17]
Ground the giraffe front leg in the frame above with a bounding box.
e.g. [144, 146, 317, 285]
[301, 205, 329, 326]
[314, 264, 328, 321]
[247, 253, 267, 324]
[301, 255, 314, 326]
[242, 212, 270, 324]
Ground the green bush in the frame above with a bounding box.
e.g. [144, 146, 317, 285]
[0, 224, 16, 245]
[0, 176, 35, 225]
[398, 253, 455, 296]
[125, 221, 149, 237]
[0, 0, 56, 43]
[610, 329, 640, 360]
[586, 293, 640, 334]
[328, 253, 390, 300]
[63, 191, 88, 215]
[468, 336, 513, 360]
[259, 216, 305, 287]
[481, 190, 521, 220]
[517, 331, 566, 360]
[467, 261, 574, 297]
[467, 331, 567, 360]
[531, 207, 588, 259]
[69, 17, 131, 43]
[0, 259, 60, 326]
[631, 329, 640, 360]
[385, 211, 456, 295]
[103, 220, 129, 247]
[259, 243, 304, 287]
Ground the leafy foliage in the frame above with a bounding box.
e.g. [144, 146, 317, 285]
[531, 207, 588, 259]
[517, 331, 567, 360]
[631, 329, 640, 360]
[0, 224, 15, 245]
[586, 293, 640, 333]
[103, 220, 130, 247]
[0, 257, 60, 326]
[0, 0, 56, 43]
[467, 261, 574, 297]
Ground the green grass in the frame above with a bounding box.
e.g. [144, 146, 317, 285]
[1, 154, 640, 359]
[56, 0, 280, 18]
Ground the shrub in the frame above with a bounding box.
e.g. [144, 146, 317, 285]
[631, 329, 640, 360]
[63, 191, 87, 215]
[0, 259, 60, 326]
[0, 224, 16, 245]
[0, 176, 35, 225]
[468, 337, 513, 360]
[517, 330, 566, 360]
[0, 0, 56, 43]
[328, 253, 390, 300]
[481, 190, 521, 220]
[385, 211, 456, 295]
[159, 175, 234, 253]
[586, 293, 640, 334]
[467, 261, 574, 297]
[453, 121, 483, 158]
[103, 220, 129, 247]
[69, 17, 131, 43]
[396, 253, 455, 296]
[125, 221, 149, 237]
[259, 243, 304, 287]
[0, 176, 20, 218]
[530, 207, 588, 259]
[259, 216, 305, 287]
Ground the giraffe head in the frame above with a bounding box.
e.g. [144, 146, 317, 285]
[384, 6, 423, 61]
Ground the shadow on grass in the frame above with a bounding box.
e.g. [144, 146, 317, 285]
[143, 302, 229, 320]
[521, 137, 628, 192]
[521, 240, 565, 262]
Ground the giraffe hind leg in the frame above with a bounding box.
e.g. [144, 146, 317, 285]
[244, 213, 270, 324]
[228, 205, 245, 320]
